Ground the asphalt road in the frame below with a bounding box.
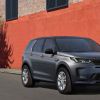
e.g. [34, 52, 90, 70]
[0, 73, 100, 100]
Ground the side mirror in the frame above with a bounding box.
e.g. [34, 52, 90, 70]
[45, 49, 57, 55]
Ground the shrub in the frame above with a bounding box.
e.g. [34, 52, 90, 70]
[0, 18, 13, 68]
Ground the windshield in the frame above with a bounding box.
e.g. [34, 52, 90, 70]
[56, 38, 100, 52]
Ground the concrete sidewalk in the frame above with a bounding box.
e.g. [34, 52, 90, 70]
[0, 68, 21, 75]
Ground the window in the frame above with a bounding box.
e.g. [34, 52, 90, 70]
[33, 39, 45, 52]
[46, 0, 68, 11]
[25, 40, 36, 52]
[43, 39, 56, 52]
[6, 0, 18, 21]
[56, 38, 95, 52]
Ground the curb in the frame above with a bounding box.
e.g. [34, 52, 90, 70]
[0, 69, 21, 75]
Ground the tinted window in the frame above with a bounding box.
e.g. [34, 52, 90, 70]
[43, 39, 56, 52]
[46, 0, 68, 11]
[25, 40, 36, 52]
[33, 39, 45, 52]
[56, 38, 100, 52]
[6, 0, 18, 21]
[87, 39, 100, 52]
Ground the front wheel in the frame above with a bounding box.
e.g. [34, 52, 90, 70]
[57, 68, 72, 94]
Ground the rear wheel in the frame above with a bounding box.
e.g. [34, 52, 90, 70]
[22, 65, 35, 87]
[57, 68, 72, 94]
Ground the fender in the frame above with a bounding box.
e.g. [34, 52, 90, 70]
[56, 61, 72, 79]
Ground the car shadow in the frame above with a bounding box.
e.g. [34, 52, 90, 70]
[72, 85, 100, 95]
[35, 82, 57, 90]
[35, 82, 100, 95]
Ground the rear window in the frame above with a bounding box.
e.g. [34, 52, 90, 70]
[25, 40, 36, 53]
[32, 39, 45, 53]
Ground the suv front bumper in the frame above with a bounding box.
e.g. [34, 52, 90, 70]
[72, 64, 100, 85]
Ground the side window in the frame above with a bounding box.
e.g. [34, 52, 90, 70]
[25, 40, 36, 53]
[33, 39, 45, 53]
[43, 39, 56, 52]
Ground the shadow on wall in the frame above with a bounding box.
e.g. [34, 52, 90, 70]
[0, 23, 14, 68]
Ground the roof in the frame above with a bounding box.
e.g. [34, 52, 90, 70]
[32, 36, 89, 40]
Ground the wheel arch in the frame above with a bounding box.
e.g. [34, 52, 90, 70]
[56, 62, 72, 81]
[22, 61, 32, 73]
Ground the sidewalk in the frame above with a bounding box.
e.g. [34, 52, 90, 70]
[0, 68, 21, 75]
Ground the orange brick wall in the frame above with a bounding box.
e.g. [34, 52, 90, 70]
[6, 0, 100, 69]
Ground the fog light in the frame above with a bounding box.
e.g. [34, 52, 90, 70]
[77, 68, 92, 80]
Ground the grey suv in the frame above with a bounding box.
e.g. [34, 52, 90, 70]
[22, 36, 100, 94]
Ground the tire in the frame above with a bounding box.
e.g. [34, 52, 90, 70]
[21, 65, 35, 87]
[57, 68, 72, 94]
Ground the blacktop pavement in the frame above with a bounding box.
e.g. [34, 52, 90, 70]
[0, 68, 21, 75]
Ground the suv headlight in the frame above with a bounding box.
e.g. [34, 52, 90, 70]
[70, 57, 92, 63]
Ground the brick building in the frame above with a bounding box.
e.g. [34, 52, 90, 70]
[0, 0, 82, 20]
[0, 0, 100, 69]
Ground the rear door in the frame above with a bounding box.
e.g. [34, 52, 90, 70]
[30, 39, 45, 79]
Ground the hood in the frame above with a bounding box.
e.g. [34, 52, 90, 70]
[58, 52, 100, 59]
